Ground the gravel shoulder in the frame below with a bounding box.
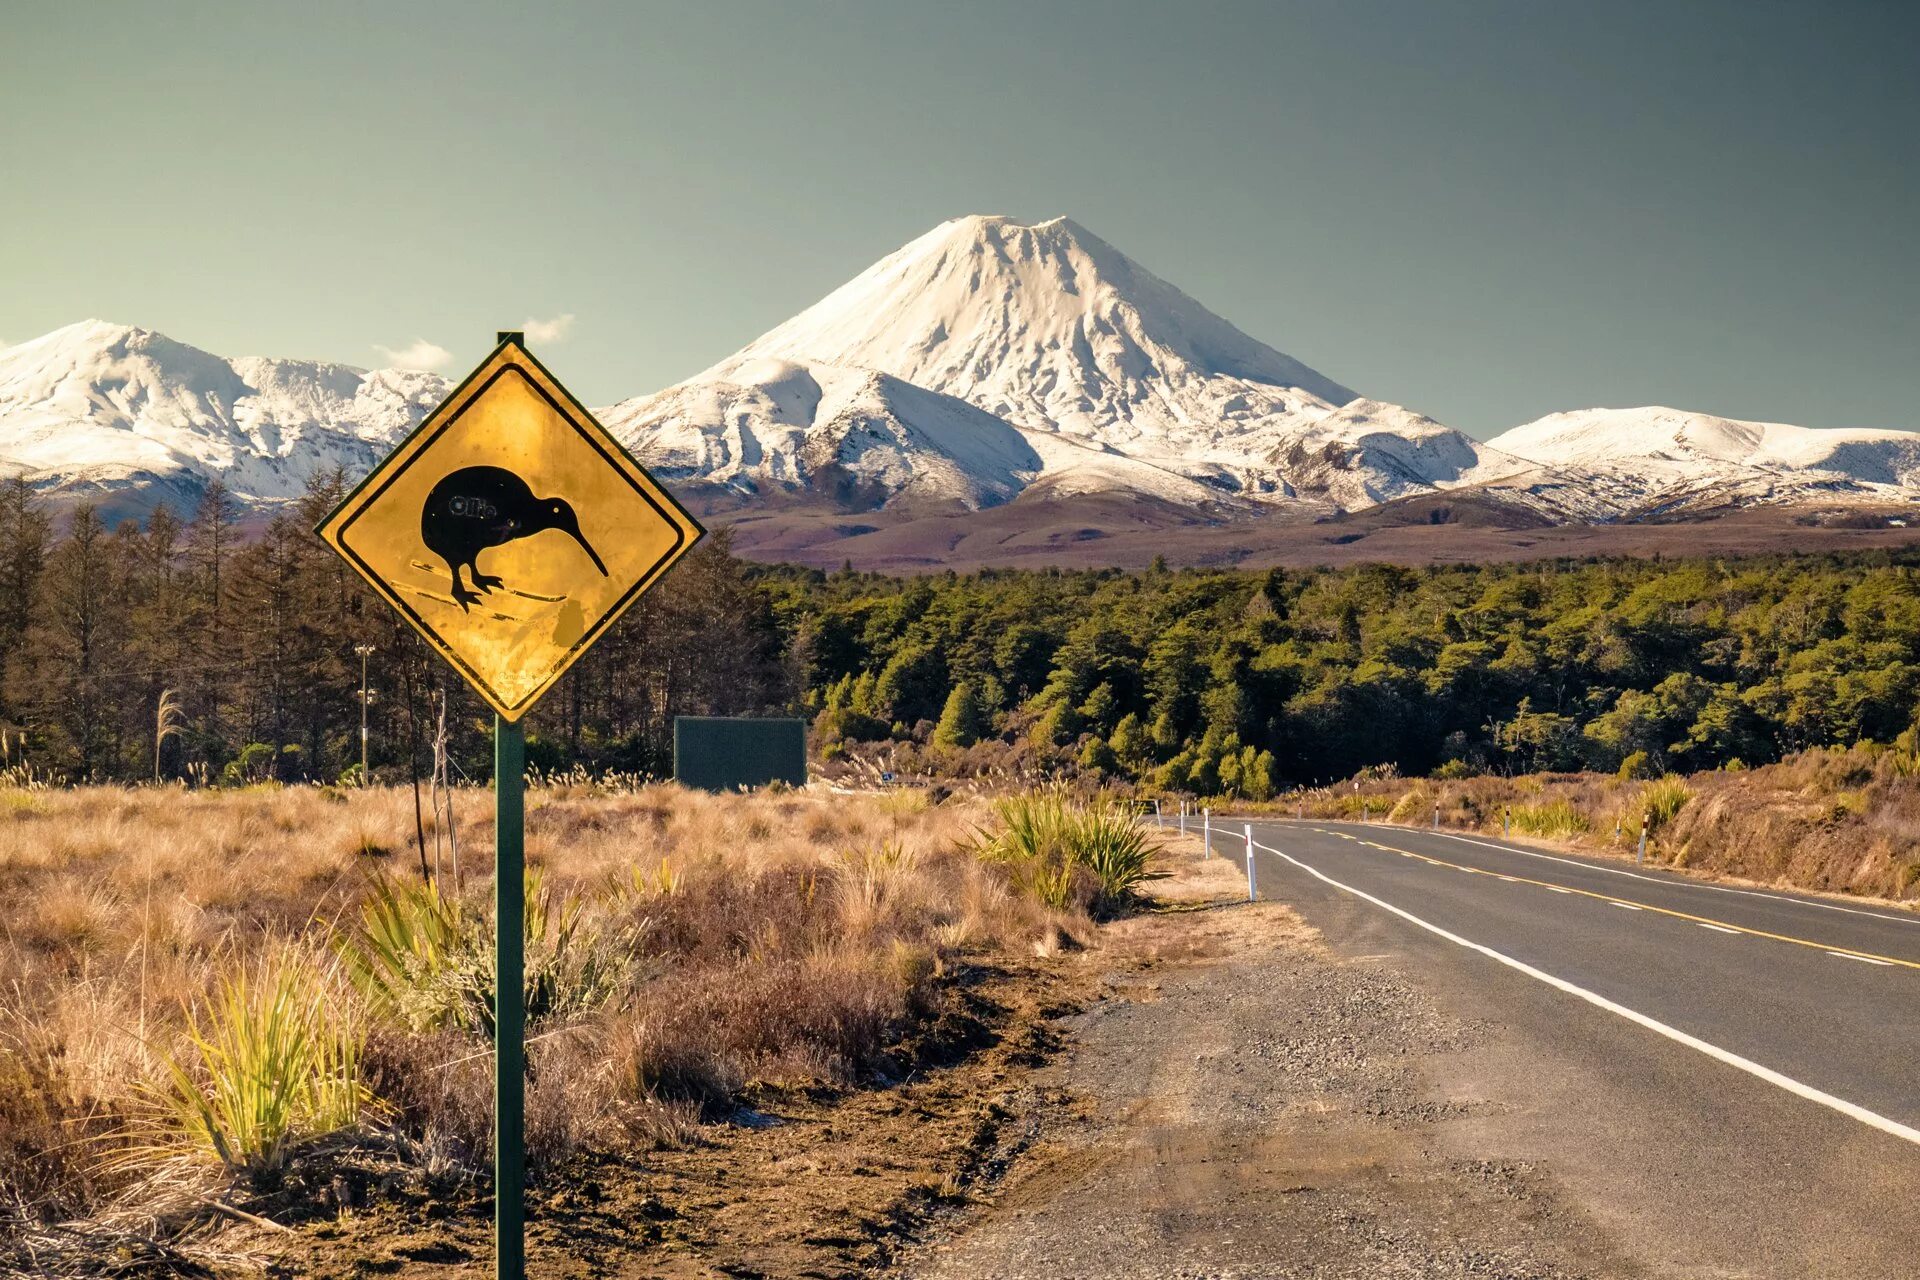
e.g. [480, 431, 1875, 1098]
[897, 844, 1641, 1279]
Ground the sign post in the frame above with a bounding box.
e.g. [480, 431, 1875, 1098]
[494, 718, 525, 1280]
[317, 332, 703, 1280]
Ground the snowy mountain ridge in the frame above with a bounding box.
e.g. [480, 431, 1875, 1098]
[2, 217, 1917, 526]
[0, 319, 449, 508]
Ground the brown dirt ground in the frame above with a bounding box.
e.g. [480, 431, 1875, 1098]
[257, 956, 1076, 1279]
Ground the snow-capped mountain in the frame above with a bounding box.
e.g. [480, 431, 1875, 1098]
[1487, 407, 1920, 514]
[731, 215, 1356, 444]
[0, 320, 448, 508]
[4, 218, 1918, 534]
[607, 215, 1516, 511]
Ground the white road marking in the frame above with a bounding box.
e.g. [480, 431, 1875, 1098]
[1251, 838, 1920, 1150]
[1612, 902, 1644, 911]
[1698, 924, 1742, 935]
[1829, 951, 1895, 967]
[1548, 886, 1574, 894]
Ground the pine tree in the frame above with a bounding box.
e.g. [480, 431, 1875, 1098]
[183, 480, 237, 761]
[933, 681, 985, 748]
[0, 478, 50, 722]
[13, 505, 130, 777]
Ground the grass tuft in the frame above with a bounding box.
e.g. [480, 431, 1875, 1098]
[1640, 776, 1692, 831]
[335, 869, 628, 1036]
[1509, 800, 1591, 840]
[147, 950, 368, 1174]
[977, 791, 1164, 916]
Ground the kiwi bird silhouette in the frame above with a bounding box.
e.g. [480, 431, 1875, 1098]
[421, 466, 607, 611]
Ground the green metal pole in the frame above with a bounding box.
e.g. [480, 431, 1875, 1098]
[494, 717, 525, 1280]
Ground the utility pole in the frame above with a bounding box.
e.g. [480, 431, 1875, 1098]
[355, 643, 376, 783]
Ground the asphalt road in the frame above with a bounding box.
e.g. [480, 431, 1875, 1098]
[1206, 816, 1920, 1277]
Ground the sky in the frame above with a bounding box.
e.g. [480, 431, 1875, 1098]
[2, 0, 1916, 437]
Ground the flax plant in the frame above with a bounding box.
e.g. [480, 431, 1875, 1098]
[151, 951, 367, 1174]
[977, 790, 1164, 915]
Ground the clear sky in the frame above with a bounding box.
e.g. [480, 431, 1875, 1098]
[3, 1, 1915, 436]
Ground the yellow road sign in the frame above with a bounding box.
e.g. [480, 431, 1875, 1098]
[317, 335, 703, 721]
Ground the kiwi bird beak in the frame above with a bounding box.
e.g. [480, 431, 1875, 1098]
[572, 528, 608, 576]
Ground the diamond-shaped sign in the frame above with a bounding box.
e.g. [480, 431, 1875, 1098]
[317, 335, 703, 721]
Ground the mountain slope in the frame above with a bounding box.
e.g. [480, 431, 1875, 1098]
[600, 356, 1047, 510]
[1488, 407, 1920, 513]
[0, 320, 447, 506]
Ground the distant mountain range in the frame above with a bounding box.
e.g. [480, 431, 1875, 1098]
[5, 215, 1918, 544]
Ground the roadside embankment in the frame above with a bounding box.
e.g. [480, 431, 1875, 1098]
[1293, 746, 1920, 905]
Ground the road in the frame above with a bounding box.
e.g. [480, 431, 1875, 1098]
[1211, 816, 1920, 1277]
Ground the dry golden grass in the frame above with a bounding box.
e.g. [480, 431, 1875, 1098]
[0, 781, 1076, 1262]
[1294, 746, 1920, 904]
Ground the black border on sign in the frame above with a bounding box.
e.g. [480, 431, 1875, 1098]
[316, 340, 705, 720]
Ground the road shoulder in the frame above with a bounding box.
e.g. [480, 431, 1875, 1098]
[895, 843, 1639, 1279]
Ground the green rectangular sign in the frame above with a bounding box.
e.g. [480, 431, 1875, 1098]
[673, 716, 807, 792]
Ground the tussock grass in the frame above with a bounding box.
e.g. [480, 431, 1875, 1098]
[336, 868, 630, 1036]
[1639, 776, 1692, 830]
[0, 781, 1072, 1255]
[1509, 799, 1591, 840]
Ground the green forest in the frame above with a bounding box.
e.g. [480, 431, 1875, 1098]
[5, 473, 1920, 794]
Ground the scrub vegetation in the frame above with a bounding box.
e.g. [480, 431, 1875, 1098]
[777, 551, 1920, 795]
[12, 472, 1920, 803]
[1296, 743, 1920, 902]
[0, 782, 1111, 1272]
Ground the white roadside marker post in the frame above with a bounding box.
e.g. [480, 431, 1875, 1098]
[1433, 803, 1440, 831]
[1504, 806, 1511, 837]
[1203, 807, 1211, 858]
[1638, 813, 1649, 866]
[1179, 801, 1186, 836]
[1244, 823, 1257, 901]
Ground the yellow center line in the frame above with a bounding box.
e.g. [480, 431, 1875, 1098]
[1341, 836, 1920, 972]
